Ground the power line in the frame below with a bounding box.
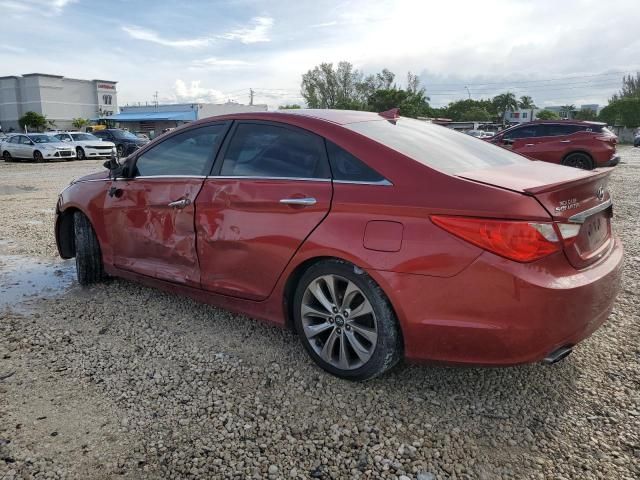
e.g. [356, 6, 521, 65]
[421, 70, 636, 87]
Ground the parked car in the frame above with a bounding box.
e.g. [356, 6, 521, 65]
[634, 133, 640, 147]
[2, 133, 76, 162]
[50, 132, 117, 160]
[91, 128, 149, 158]
[466, 129, 494, 139]
[55, 110, 622, 380]
[488, 120, 619, 169]
[134, 132, 150, 141]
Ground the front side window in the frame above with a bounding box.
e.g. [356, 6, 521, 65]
[221, 123, 329, 179]
[326, 141, 386, 183]
[503, 125, 539, 140]
[134, 124, 225, 177]
[541, 124, 583, 136]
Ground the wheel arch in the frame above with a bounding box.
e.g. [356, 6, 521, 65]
[56, 206, 100, 259]
[281, 255, 405, 347]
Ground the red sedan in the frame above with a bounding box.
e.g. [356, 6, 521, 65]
[55, 110, 623, 380]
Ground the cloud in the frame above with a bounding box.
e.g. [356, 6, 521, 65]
[221, 16, 273, 44]
[121, 25, 210, 48]
[191, 57, 252, 69]
[0, 0, 75, 16]
[167, 80, 231, 103]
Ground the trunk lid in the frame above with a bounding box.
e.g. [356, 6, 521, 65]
[458, 162, 614, 269]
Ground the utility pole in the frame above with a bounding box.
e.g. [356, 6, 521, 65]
[249, 88, 254, 106]
[153, 91, 159, 110]
[464, 86, 471, 99]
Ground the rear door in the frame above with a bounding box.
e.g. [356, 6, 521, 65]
[196, 121, 333, 300]
[104, 123, 229, 286]
[530, 124, 583, 163]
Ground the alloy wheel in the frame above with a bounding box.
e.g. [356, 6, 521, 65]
[301, 274, 378, 370]
[76, 147, 85, 160]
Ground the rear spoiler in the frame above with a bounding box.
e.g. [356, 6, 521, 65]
[523, 168, 613, 195]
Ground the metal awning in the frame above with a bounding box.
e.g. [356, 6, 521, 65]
[100, 111, 196, 122]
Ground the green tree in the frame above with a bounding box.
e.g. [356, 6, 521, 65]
[610, 72, 640, 101]
[441, 99, 497, 121]
[301, 61, 366, 109]
[19, 111, 48, 132]
[574, 109, 598, 121]
[536, 109, 560, 120]
[72, 117, 89, 129]
[367, 88, 430, 118]
[278, 104, 301, 110]
[459, 107, 492, 121]
[560, 104, 576, 119]
[518, 95, 536, 121]
[599, 98, 640, 127]
[492, 92, 519, 123]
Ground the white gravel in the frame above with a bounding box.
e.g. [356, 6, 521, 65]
[0, 150, 638, 479]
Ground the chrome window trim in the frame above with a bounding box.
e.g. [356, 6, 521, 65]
[207, 175, 331, 182]
[205, 176, 392, 185]
[134, 175, 208, 179]
[333, 179, 393, 186]
[568, 198, 612, 224]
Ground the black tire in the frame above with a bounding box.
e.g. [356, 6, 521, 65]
[116, 144, 124, 158]
[73, 212, 104, 286]
[33, 150, 44, 163]
[293, 260, 403, 381]
[76, 147, 85, 160]
[562, 152, 593, 170]
[2, 151, 11, 162]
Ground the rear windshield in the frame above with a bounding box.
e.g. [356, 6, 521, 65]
[346, 118, 530, 174]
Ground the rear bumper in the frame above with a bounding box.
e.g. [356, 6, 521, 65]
[376, 236, 623, 365]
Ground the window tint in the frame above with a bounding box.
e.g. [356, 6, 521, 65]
[326, 141, 386, 183]
[221, 123, 329, 179]
[9, 136, 19, 143]
[503, 125, 539, 140]
[20, 136, 33, 144]
[134, 125, 225, 177]
[346, 118, 529, 174]
[541, 124, 583, 136]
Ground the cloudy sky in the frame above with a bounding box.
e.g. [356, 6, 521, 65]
[1, 0, 639, 109]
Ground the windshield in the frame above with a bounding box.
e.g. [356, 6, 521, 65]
[29, 134, 55, 143]
[112, 130, 139, 140]
[346, 118, 530, 174]
[71, 133, 99, 141]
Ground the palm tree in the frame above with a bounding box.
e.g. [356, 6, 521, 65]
[493, 92, 519, 124]
[519, 95, 536, 121]
[560, 104, 576, 120]
[72, 118, 89, 129]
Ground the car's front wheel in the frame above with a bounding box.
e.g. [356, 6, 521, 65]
[73, 211, 104, 285]
[2, 151, 12, 162]
[293, 260, 402, 381]
[76, 147, 85, 160]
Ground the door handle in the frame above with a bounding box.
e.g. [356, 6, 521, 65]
[168, 198, 191, 209]
[560, 140, 571, 143]
[279, 197, 317, 206]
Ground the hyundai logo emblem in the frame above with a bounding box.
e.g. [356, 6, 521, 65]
[596, 186, 605, 201]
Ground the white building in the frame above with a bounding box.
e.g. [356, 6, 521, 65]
[505, 108, 541, 124]
[0, 73, 117, 131]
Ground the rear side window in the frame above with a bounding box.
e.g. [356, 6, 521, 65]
[134, 124, 225, 177]
[325, 141, 386, 183]
[221, 123, 330, 179]
[346, 118, 529, 174]
[541, 124, 583, 136]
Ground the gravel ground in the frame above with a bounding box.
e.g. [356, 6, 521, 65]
[0, 150, 638, 479]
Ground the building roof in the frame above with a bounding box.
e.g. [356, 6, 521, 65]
[103, 111, 197, 122]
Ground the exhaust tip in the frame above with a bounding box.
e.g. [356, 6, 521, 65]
[543, 345, 573, 365]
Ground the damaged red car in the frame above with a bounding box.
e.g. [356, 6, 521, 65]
[55, 110, 623, 380]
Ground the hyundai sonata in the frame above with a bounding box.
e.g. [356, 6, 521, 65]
[55, 110, 623, 380]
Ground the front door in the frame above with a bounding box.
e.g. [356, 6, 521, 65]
[196, 121, 333, 300]
[104, 123, 229, 286]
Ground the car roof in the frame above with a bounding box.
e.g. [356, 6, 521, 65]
[517, 120, 605, 127]
[197, 109, 385, 126]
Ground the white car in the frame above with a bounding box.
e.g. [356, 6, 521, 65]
[1, 133, 76, 162]
[50, 131, 116, 160]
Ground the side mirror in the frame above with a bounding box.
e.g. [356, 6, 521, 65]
[103, 153, 120, 172]
[503, 138, 514, 145]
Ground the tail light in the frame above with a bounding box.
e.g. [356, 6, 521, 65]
[430, 216, 561, 263]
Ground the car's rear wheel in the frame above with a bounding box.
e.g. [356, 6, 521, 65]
[33, 150, 44, 163]
[293, 260, 402, 381]
[563, 152, 593, 170]
[76, 147, 85, 160]
[2, 151, 12, 162]
[73, 211, 104, 285]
